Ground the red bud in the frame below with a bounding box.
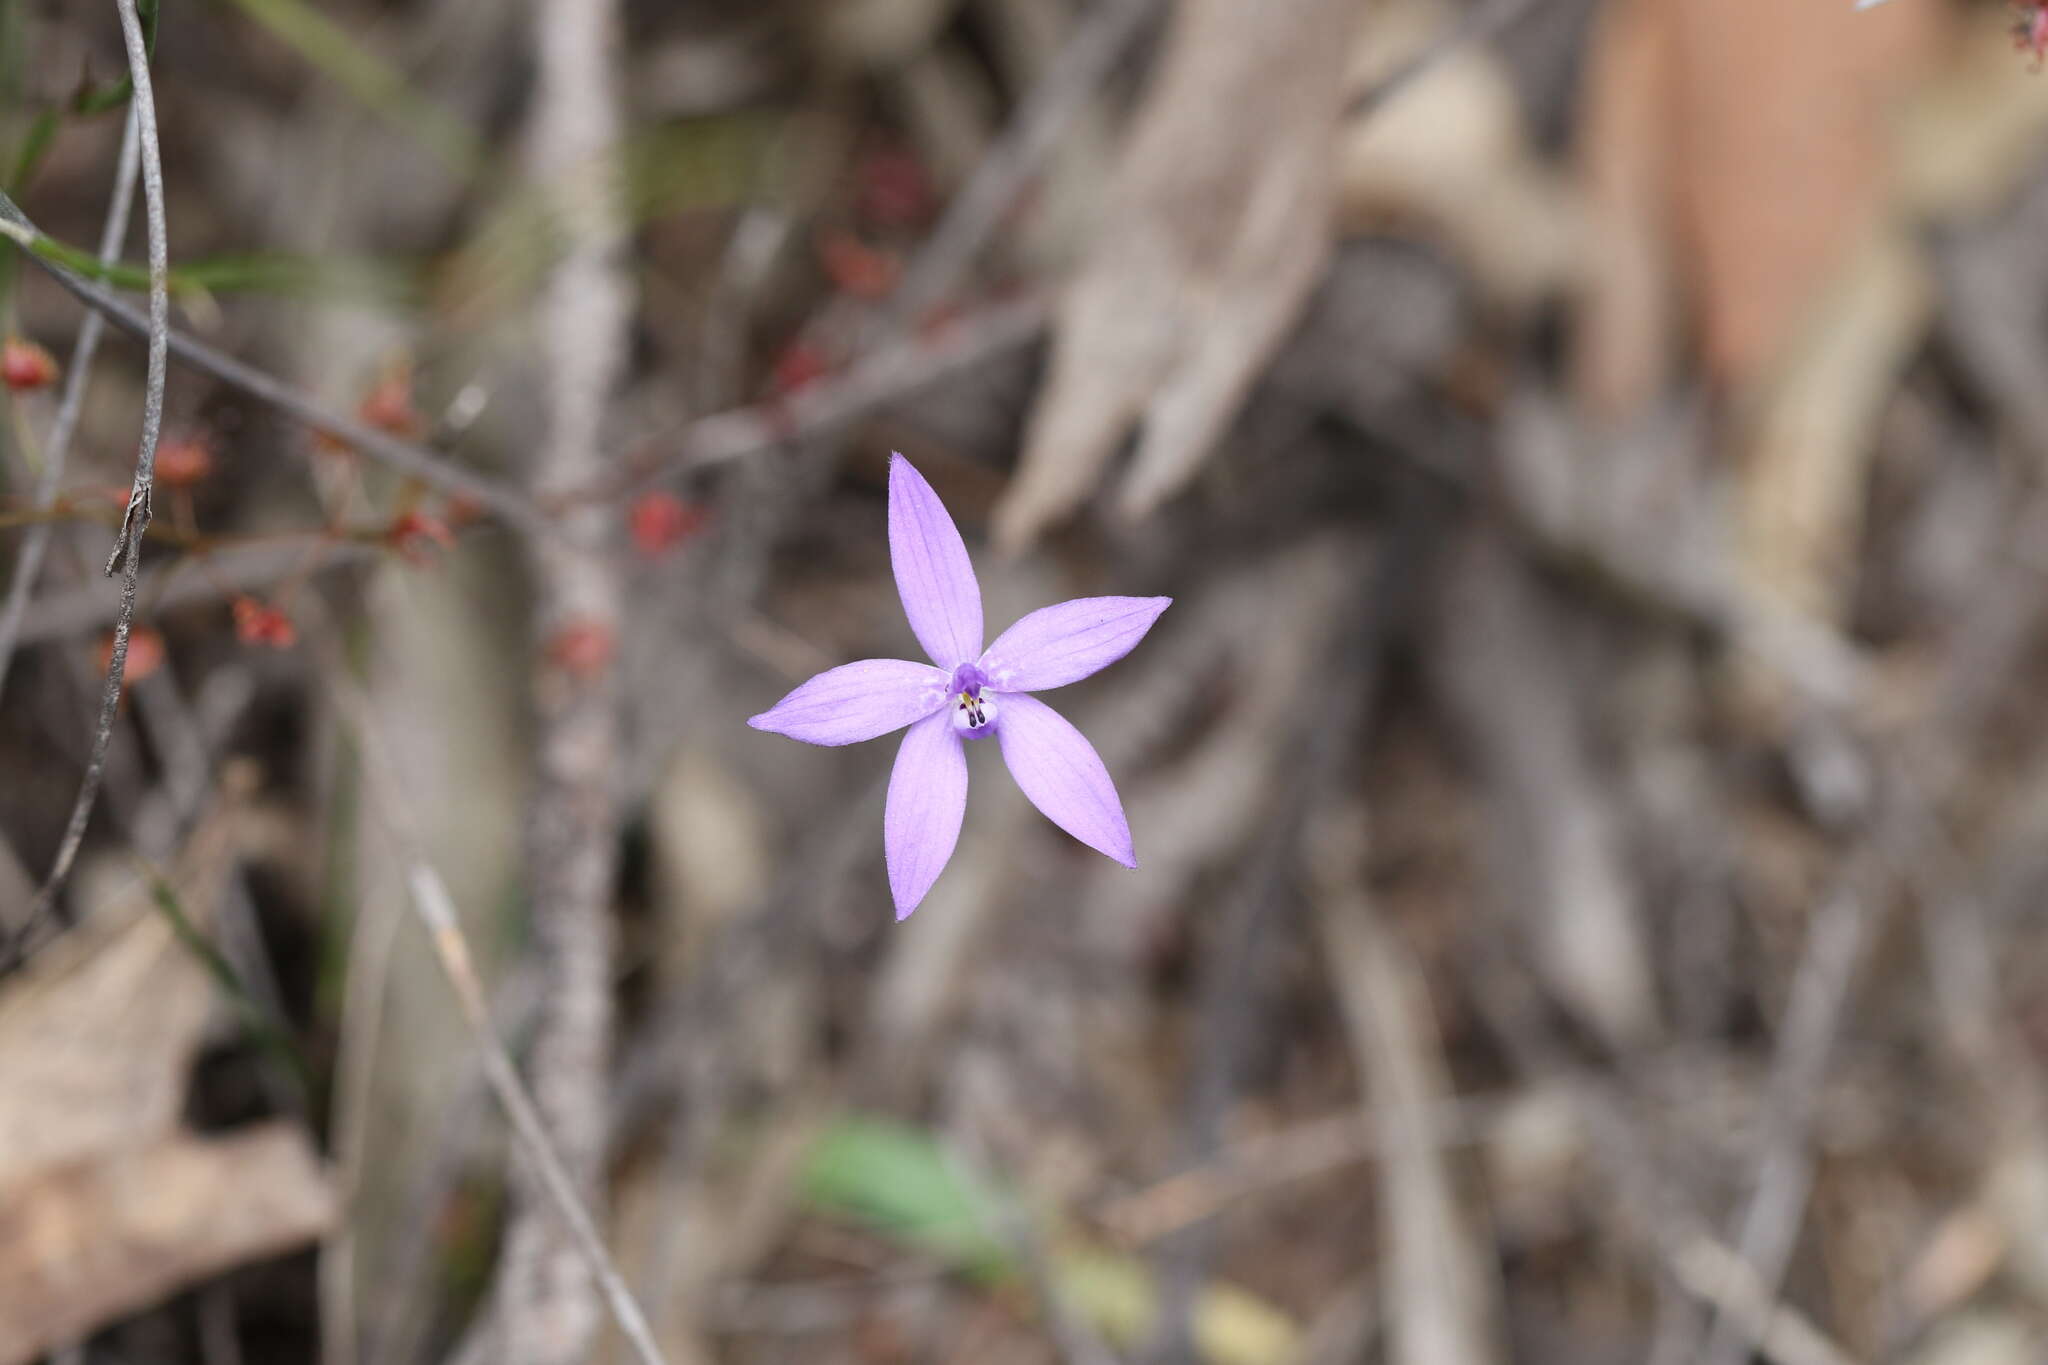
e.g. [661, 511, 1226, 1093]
[231, 596, 297, 649]
[628, 491, 707, 559]
[2, 337, 58, 392]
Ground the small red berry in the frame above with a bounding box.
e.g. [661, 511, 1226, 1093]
[231, 596, 297, 649]
[312, 429, 355, 460]
[770, 340, 830, 396]
[915, 300, 966, 340]
[2, 337, 58, 392]
[386, 510, 457, 566]
[817, 231, 901, 300]
[359, 369, 424, 439]
[855, 147, 934, 229]
[2019, 3, 2048, 66]
[97, 625, 164, 682]
[546, 618, 615, 677]
[628, 491, 706, 559]
[154, 436, 215, 488]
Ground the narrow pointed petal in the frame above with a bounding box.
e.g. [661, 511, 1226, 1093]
[886, 710, 969, 918]
[994, 692, 1135, 868]
[979, 596, 1173, 692]
[889, 454, 984, 668]
[748, 658, 949, 746]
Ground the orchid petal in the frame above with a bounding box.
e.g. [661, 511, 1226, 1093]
[994, 692, 1135, 868]
[979, 596, 1173, 693]
[889, 454, 984, 668]
[886, 709, 969, 918]
[748, 658, 948, 746]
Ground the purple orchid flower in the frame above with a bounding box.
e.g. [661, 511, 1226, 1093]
[749, 454, 1171, 919]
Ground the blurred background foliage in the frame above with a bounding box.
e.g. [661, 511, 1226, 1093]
[6, 1, 2048, 1364]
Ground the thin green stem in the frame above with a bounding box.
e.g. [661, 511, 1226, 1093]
[147, 877, 314, 1101]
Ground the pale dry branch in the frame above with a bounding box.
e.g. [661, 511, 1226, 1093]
[473, 0, 635, 1361]
[1145, 527, 1422, 1363]
[1701, 864, 1881, 1365]
[1099, 1100, 1501, 1245]
[1664, 1231, 1862, 1365]
[1310, 814, 1506, 1365]
[885, 0, 1165, 328]
[611, 293, 1047, 500]
[325, 670, 667, 1365]
[10, 541, 376, 645]
[9, 0, 171, 963]
[320, 874, 406, 1365]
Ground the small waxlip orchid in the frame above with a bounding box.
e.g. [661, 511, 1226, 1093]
[749, 454, 1171, 919]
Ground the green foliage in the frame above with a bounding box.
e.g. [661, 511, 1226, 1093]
[213, 0, 480, 174]
[798, 1117, 1301, 1365]
[148, 877, 313, 1106]
[435, 114, 780, 326]
[12, 227, 413, 302]
[7, 0, 159, 194]
[799, 1116, 1014, 1280]
[74, 0, 159, 116]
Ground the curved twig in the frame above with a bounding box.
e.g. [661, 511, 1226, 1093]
[8, 0, 170, 962]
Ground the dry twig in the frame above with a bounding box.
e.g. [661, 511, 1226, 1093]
[7, 0, 170, 962]
[885, 0, 1165, 328]
[474, 0, 635, 1360]
[1310, 808, 1505, 1365]
[326, 669, 666, 1365]
[1700, 863, 1881, 1365]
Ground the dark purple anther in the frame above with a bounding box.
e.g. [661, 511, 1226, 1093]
[948, 662, 995, 734]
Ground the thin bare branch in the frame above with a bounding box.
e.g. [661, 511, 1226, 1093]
[1100, 1098, 1502, 1244]
[11, 540, 374, 645]
[6, 0, 170, 966]
[0, 108, 141, 701]
[1313, 863, 1505, 1365]
[1470, 965, 1864, 1365]
[471, 0, 635, 1360]
[102, 0, 168, 583]
[325, 669, 667, 1365]
[4, 297, 1043, 654]
[321, 872, 405, 1365]
[886, 0, 1165, 328]
[0, 196, 549, 539]
[1700, 862, 1880, 1365]
[1663, 1227, 1861, 1365]
[607, 293, 1047, 501]
[0, 169, 1036, 541]
[1146, 522, 1427, 1364]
